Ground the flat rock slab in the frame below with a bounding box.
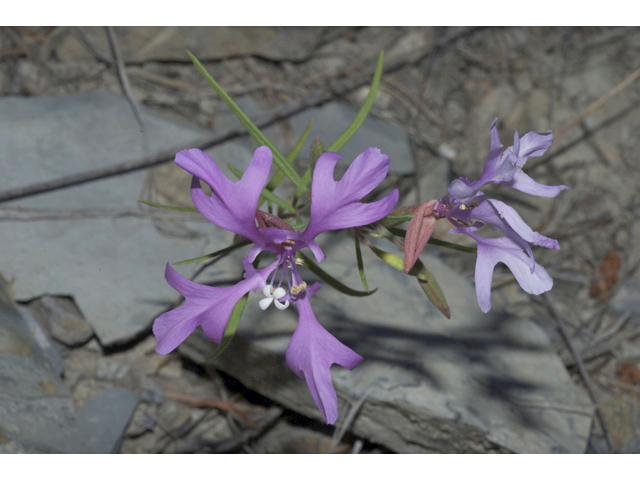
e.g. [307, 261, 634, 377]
[0, 91, 224, 346]
[57, 27, 324, 62]
[0, 274, 138, 453]
[181, 236, 593, 453]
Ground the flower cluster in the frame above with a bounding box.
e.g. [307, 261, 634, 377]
[153, 146, 398, 424]
[432, 119, 567, 312]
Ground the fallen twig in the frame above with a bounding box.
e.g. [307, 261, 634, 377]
[542, 293, 614, 452]
[164, 390, 256, 428]
[555, 64, 640, 143]
[0, 206, 204, 222]
[106, 26, 145, 133]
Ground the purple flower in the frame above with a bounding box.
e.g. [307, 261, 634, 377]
[448, 119, 567, 204]
[154, 146, 398, 424]
[434, 120, 567, 312]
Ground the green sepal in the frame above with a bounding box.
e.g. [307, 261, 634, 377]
[227, 163, 296, 214]
[172, 239, 252, 265]
[136, 198, 198, 213]
[201, 293, 248, 360]
[365, 242, 450, 319]
[296, 252, 376, 297]
[354, 231, 370, 292]
[187, 51, 307, 192]
[327, 50, 384, 153]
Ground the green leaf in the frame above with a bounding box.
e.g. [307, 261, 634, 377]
[172, 239, 252, 265]
[327, 51, 384, 152]
[296, 252, 376, 297]
[187, 51, 307, 192]
[136, 198, 198, 213]
[386, 227, 477, 254]
[265, 117, 314, 193]
[227, 163, 296, 214]
[294, 168, 312, 206]
[201, 293, 248, 360]
[354, 231, 370, 292]
[365, 242, 450, 319]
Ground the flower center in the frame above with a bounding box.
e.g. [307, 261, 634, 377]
[259, 252, 306, 311]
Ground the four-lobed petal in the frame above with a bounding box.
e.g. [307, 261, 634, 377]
[302, 148, 399, 255]
[153, 258, 278, 355]
[285, 283, 363, 424]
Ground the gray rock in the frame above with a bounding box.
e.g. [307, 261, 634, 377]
[180, 236, 593, 453]
[26, 295, 94, 347]
[95, 359, 131, 381]
[140, 376, 164, 404]
[0, 91, 226, 346]
[0, 273, 76, 453]
[288, 102, 414, 174]
[0, 272, 138, 453]
[15, 303, 65, 377]
[612, 278, 640, 314]
[75, 388, 139, 453]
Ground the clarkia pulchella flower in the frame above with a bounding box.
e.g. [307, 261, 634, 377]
[434, 119, 568, 312]
[153, 146, 399, 424]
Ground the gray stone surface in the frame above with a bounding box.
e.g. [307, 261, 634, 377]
[57, 27, 324, 63]
[15, 303, 65, 378]
[181, 236, 594, 453]
[25, 295, 94, 347]
[76, 388, 139, 454]
[288, 102, 414, 174]
[0, 273, 138, 453]
[0, 91, 226, 346]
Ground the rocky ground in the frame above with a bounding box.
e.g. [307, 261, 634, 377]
[1, 26, 640, 453]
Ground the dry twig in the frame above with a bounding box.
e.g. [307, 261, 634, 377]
[542, 293, 614, 452]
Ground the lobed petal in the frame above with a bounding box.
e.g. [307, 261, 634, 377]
[500, 169, 568, 198]
[303, 148, 399, 241]
[153, 260, 278, 355]
[450, 227, 554, 313]
[176, 147, 287, 251]
[285, 283, 363, 424]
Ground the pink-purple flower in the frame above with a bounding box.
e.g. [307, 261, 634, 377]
[153, 146, 399, 424]
[434, 120, 567, 312]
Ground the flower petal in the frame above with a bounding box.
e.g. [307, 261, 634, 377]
[176, 147, 287, 252]
[501, 169, 568, 198]
[450, 227, 554, 313]
[153, 259, 278, 354]
[303, 148, 399, 240]
[285, 283, 363, 424]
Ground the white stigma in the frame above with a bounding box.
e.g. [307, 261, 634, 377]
[259, 284, 290, 311]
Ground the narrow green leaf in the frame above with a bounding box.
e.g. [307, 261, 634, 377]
[202, 293, 248, 360]
[187, 51, 307, 192]
[227, 163, 296, 214]
[136, 198, 198, 213]
[365, 241, 450, 319]
[354, 231, 370, 292]
[265, 117, 314, 193]
[294, 168, 312, 206]
[172, 239, 252, 265]
[297, 252, 376, 297]
[412, 259, 450, 319]
[327, 51, 384, 153]
[386, 227, 477, 254]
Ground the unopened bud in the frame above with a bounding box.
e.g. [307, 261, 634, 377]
[310, 136, 326, 173]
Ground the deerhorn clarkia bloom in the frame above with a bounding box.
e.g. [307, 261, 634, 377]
[432, 119, 567, 313]
[153, 146, 399, 424]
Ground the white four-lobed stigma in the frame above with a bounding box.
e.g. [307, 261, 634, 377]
[259, 285, 290, 311]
